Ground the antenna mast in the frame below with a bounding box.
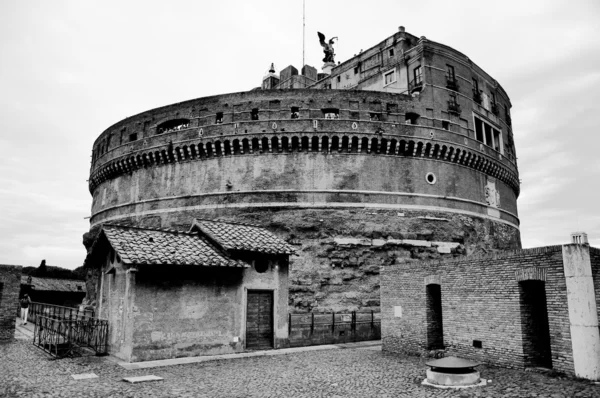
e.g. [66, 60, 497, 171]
[302, 0, 305, 68]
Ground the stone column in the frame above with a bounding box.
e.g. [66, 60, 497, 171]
[562, 242, 600, 380]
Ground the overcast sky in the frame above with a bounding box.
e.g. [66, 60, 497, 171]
[1, 0, 599, 270]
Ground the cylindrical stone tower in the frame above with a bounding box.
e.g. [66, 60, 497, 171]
[86, 28, 520, 312]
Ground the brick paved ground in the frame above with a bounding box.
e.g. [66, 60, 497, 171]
[0, 339, 598, 398]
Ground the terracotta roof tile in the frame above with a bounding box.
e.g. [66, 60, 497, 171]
[102, 225, 248, 268]
[192, 219, 296, 255]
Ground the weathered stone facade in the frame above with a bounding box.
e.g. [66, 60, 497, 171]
[381, 244, 600, 380]
[85, 27, 520, 313]
[0, 264, 22, 342]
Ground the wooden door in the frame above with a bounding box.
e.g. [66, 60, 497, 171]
[246, 290, 273, 350]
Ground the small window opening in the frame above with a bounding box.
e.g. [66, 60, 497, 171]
[251, 108, 259, 120]
[255, 259, 269, 273]
[336, 76, 341, 83]
[354, 66, 359, 74]
[322, 108, 339, 119]
[129, 133, 138, 142]
[384, 69, 395, 86]
[291, 107, 299, 119]
[157, 118, 190, 134]
[386, 103, 398, 113]
[389, 48, 394, 57]
[216, 112, 223, 124]
[369, 113, 381, 121]
[426, 172, 437, 185]
[442, 121, 450, 130]
[405, 112, 420, 125]
[473, 340, 482, 349]
[350, 112, 360, 120]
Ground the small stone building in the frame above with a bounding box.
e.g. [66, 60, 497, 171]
[381, 234, 600, 381]
[20, 276, 86, 307]
[85, 219, 294, 362]
[0, 264, 22, 342]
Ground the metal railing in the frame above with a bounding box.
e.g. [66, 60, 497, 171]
[26, 302, 94, 324]
[288, 311, 381, 346]
[408, 78, 423, 93]
[447, 100, 462, 115]
[33, 315, 108, 358]
[445, 74, 459, 91]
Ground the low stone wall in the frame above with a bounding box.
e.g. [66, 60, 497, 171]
[0, 264, 22, 342]
[381, 245, 583, 375]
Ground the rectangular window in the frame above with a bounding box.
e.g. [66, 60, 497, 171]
[472, 78, 479, 92]
[384, 69, 396, 86]
[290, 107, 299, 119]
[350, 111, 360, 120]
[414, 65, 422, 84]
[129, 133, 138, 142]
[442, 121, 450, 130]
[216, 112, 223, 124]
[251, 108, 259, 120]
[354, 66, 359, 74]
[386, 103, 398, 113]
[484, 124, 493, 146]
[447, 65, 455, 80]
[389, 48, 394, 57]
[337, 76, 341, 83]
[370, 112, 382, 121]
[475, 117, 484, 143]
[493, 129, 502, 153]
[322, 108, 339, 119]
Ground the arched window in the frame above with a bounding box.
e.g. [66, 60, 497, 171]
[351, 137, 359, 152]
[341, 136, 349, 152]
[311, 136, 319, 152]
[331, 136, 340, 152]
[301, 136, 309, 151]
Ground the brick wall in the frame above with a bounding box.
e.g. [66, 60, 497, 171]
[381, 245, 579, 375]
[0, 264, 22, 342]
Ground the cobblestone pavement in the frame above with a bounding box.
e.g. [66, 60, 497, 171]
[1, 340, 598, 398]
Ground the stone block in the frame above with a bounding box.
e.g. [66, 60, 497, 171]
[402, 240, 431, 247]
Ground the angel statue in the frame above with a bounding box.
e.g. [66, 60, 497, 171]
[318, 32, 338, 64]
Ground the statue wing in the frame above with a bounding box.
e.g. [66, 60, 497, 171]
[318, 32, 326, 48]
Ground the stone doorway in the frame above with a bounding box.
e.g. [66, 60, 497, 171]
[426, 284, 444, 349]
[246, 290, 273, 350]
[519, 280, 552, 368]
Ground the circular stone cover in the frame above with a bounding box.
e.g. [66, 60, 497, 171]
[425, 356, 480, 370]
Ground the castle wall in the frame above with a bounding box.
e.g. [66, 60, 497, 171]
[0, 264, 21, 342]
[86, 30, 521, 315]
[381, 245, 600, 379]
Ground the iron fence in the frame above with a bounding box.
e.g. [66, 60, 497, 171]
[26, 302, 94, 324]
[33, 315, 108, 358]
[288, 311, 380, 347]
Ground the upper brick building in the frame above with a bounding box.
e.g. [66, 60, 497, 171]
[85, 27, 519, 313]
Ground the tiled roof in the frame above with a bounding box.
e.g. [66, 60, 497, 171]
[102, 225, 248, 268]
[192, 219, 296, 255]
[21, 276, 86, 292]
